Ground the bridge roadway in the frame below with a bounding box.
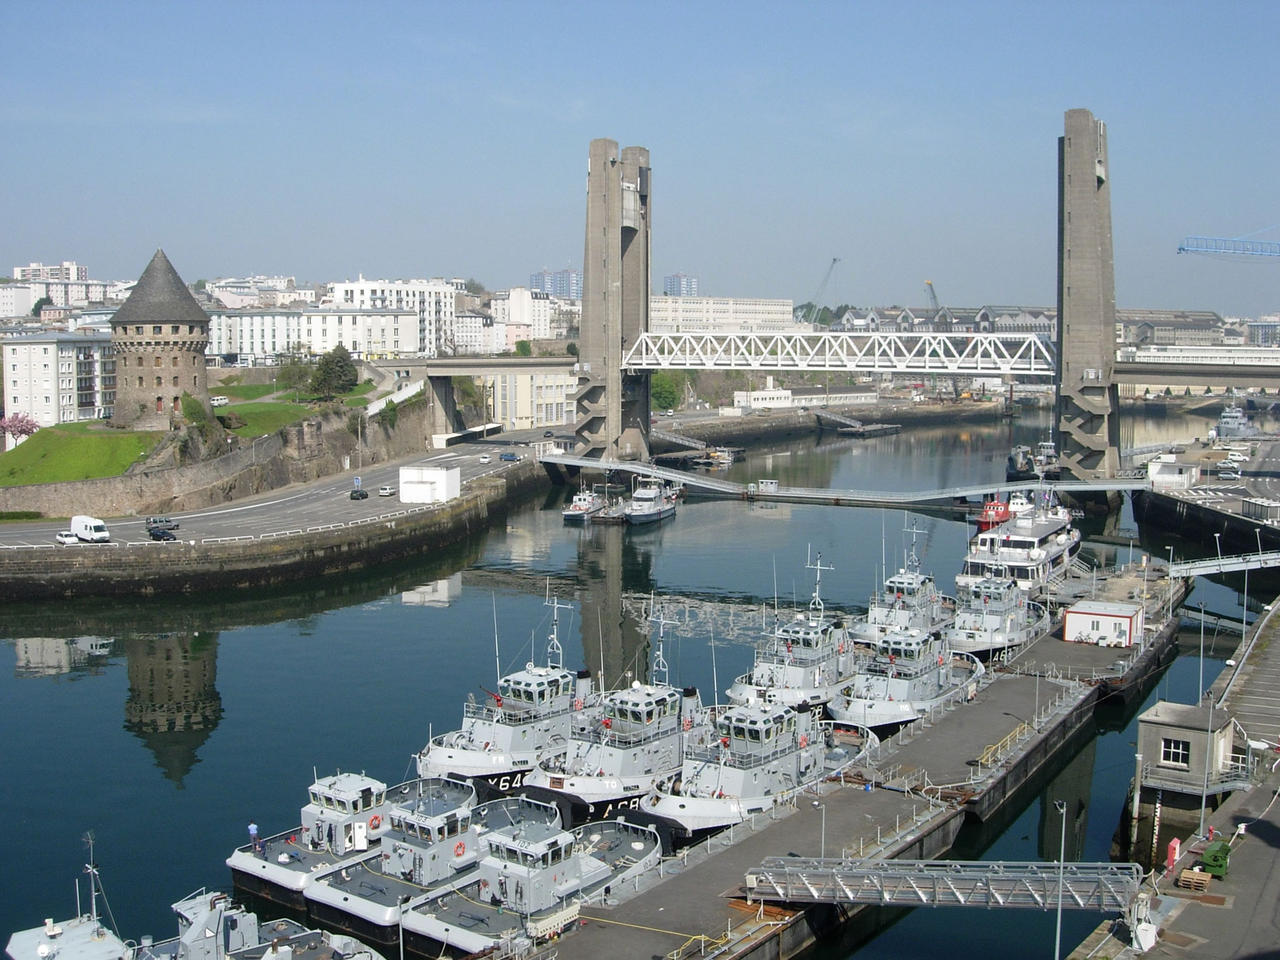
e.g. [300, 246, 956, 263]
[551, 563, 1183, 960]
[540, 452, 1151, 505]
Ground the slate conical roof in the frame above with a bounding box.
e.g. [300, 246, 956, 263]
[112, 249, 208, 326]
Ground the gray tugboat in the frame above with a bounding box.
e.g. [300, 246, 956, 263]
[9, 838, 384, 960]
[725, 552, 854, 709]
[520, 604, 711, 824]
[416, 595, 597, 795]
[304, 790, 553, 950]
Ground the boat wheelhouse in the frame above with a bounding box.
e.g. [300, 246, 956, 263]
[624, 478, 677, 525]
[852, 534, 955, 644]
[562, 485, 607, 523]
[228, 772, 419, 913]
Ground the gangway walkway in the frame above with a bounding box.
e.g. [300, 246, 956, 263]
[649, 427, 705, 450]
[813, 409, 864, 429]
[1170, 549, 1280, 577]
[744, 858, 1143, 913]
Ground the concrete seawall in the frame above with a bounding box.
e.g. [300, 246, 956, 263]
[0, 466, 546, 599]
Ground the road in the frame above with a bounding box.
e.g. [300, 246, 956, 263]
[0, 430, 565, 548]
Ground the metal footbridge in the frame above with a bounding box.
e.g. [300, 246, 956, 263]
[744, 858, 1143, 913]
[1170, 550, 1280, 577]
[539, 452, 1150, 504]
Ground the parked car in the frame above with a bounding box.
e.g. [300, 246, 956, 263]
[378, 485, 395, 497]
[499, 452, 520, 462]
[148, 526, 177, 541]
[55, 531, 78, 545]
[350, 488, 369, 500]
[478, 454, 491, 463]
[146, 516, 179, 530]
[1217, 470, 1241, 481]
[544, 430, 555, 437]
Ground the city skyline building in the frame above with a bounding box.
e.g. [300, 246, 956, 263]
[662, 273, 698, 297]
[1, 330, 115, 449]
[529, 267, 582, 300]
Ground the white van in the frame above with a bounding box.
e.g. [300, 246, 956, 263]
[210, 395, 229, 407]
[70, 515, 110, 543]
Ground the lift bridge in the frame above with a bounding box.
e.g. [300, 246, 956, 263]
[744, 857, 1149, 940]
[539, 452, 1150, 505]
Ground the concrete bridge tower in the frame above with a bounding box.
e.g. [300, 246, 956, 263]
[575, 139, 652, 461]
[1055, 108, 1121, 481]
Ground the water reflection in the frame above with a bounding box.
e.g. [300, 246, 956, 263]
[123, 631, 222, 786]
[14, 636, 114, 678]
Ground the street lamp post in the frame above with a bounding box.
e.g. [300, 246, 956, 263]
[812, 799, 826, 859]
[1054, 799, 1067, 960]
[1214, 532, 1222, 559]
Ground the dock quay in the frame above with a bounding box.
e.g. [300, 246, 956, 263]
[1061, 586, 1280, 958]
[517, 562, 1189, 960]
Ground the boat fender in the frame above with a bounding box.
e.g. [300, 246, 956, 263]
[369, 814, 382, 830]
[454, 841, 466, 857]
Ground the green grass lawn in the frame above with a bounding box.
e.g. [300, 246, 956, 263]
[219, 383, 277, 401]
[219, 401, 312, 437]
[0, 422, 164, 486]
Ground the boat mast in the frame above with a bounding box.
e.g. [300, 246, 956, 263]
[806, 547, 833, 619]
[544, 583, 572, 672]
[648, 598, 676, 687]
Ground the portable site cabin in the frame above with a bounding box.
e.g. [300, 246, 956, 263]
[1063, 599, 1144, 648]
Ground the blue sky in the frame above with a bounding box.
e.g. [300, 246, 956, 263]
[3, 0, 1278, 316]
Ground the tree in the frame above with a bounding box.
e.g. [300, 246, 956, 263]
[515, 340, 532, 357]
[650, 372, 680, 411]
[276, 357, 311, 401]
[0, 412, 39, 444]
[30, 296, 52, 316]
[566, 342, 578, 356]
[309, 344, 358, 399]
[464, 278, 486, 294]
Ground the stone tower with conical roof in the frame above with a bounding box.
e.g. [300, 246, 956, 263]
[111, 249, 210, 428]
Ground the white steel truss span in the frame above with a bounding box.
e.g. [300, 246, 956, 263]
[622, 332, 1057, 376]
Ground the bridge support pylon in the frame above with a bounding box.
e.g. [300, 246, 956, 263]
[1055, 108, 1122, 508]
[575, 138, 652, 462]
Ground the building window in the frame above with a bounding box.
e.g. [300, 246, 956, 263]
[155, 376, 162, 387]
[1161, 737, 1191, 769]
[171, 325, 179, 334]
[152, 325, 162, 334]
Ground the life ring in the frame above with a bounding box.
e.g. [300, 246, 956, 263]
[454, 841, 466, 857]
[682, 716, 692, 732]
[368, 814, 382, 830]
[798, 734, 809, 748]
[574, 698, 583, 711]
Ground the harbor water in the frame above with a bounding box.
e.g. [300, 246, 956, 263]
[1, 407, 1268, 956]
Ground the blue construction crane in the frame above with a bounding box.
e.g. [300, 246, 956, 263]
[924, 280, 940, 312]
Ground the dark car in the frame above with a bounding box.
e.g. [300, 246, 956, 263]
[148, 526, 177, 541]
[146, 516, 179, 530]
[499, 452, 520, 462]
[350, 488, 369, 500]
[543, 430, 554, 437]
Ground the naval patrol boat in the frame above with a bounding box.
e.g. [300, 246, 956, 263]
[944, 569, 1050, 656]
[725, 552, 854, 710]
[520, 604, 711, 824]
[851, 529, 955, 644]
[826, 626, 985, 732]
[641, 702, 874, 846]
[416, 595, 597, 794]
[228, 773, 465, 913]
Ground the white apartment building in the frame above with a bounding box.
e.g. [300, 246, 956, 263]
[13, 261, 88, 282]
[1, 278, 107, 309]
[3, 331, 115, 448]
[481, 370, 578, 430]
[490, 287, 554, 340]
[649, 296, 801, 334]
[452, 313, 511, 356]
[207, 308, 423, 361]
[207, 276, 315, 309]
[326, 277, 457, 355]
[0, 283, 40, 317]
